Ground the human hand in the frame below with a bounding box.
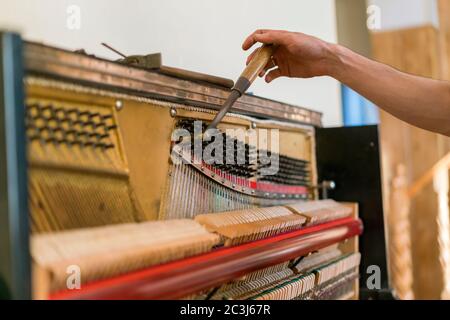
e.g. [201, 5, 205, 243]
[242, 29, 336, 82]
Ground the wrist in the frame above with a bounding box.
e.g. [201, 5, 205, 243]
[322, 43, 346, 79]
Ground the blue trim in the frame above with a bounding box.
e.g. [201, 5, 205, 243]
[341, 85, 379, 126]
[0, 32, 30, 299]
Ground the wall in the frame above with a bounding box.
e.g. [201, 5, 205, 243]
[336, 0, 372, 57]
[335, 0, 379, 127]
[368, 0, 439, 30]
[0, 0, 342, 126]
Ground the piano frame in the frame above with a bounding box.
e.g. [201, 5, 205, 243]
[0, 31, 387, 300]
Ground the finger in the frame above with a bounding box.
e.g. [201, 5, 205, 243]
[242, 29, 269, 50]
[259, 50, 280, 77]
[265, 68, 282, 83]
[242, 29, 284, 50]
[254, 32, 280, 46]
[247, 43, 278, 66]
[259, 57, 277, 77]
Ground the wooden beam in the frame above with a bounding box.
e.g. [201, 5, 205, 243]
[371, 25, 447, 299]
[438, 0, 450, 80]
[408, 152, 450, 198]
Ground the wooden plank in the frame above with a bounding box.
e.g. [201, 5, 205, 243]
[438, 0, 450, 80]
[339, 202, 359, 300]
[24, 42, 322, 127]
[371, 25, 450, 299]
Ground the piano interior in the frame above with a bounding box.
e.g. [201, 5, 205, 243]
[8, 40, 364, 300]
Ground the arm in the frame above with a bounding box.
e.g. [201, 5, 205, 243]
[243, 30, 450, 136]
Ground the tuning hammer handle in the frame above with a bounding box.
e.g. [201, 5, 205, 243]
[233, 44, 275, 94]
[206, 45, 274, 131]
[242, 44, 275, 84]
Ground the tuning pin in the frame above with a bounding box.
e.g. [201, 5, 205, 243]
[101, 114, 113, 121]
[107, 124, 118, 131]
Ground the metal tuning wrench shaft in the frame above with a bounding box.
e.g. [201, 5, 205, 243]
[206, 44, 275, 132]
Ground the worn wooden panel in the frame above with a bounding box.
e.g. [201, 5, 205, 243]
[339, 202, 359, 300]
[372, 25, 450, 299]
[439, 0, 450, 80]
[437, 0, 450, 161]
[118, 101, 175, 221]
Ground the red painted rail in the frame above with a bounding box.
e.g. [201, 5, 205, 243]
[50, 217, 363, 300]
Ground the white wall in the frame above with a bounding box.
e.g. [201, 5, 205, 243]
[0, 0, 342, 126]
[368, 0, 438, 31]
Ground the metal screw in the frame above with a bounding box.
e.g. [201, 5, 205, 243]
[251, 122, 257, 129]
[170, 108, 177, 117]
[115, 100, 123, 111]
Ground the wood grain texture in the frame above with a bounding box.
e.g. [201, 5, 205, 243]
[339, 202, 359, 300]
[24, 42, 322, 127]
[159, 65, 234, 88]
[241, 45, 274, 83]
[371, 25, 450, 299]
[438, 0, 450, 80]
[117, 100, 175, 221]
